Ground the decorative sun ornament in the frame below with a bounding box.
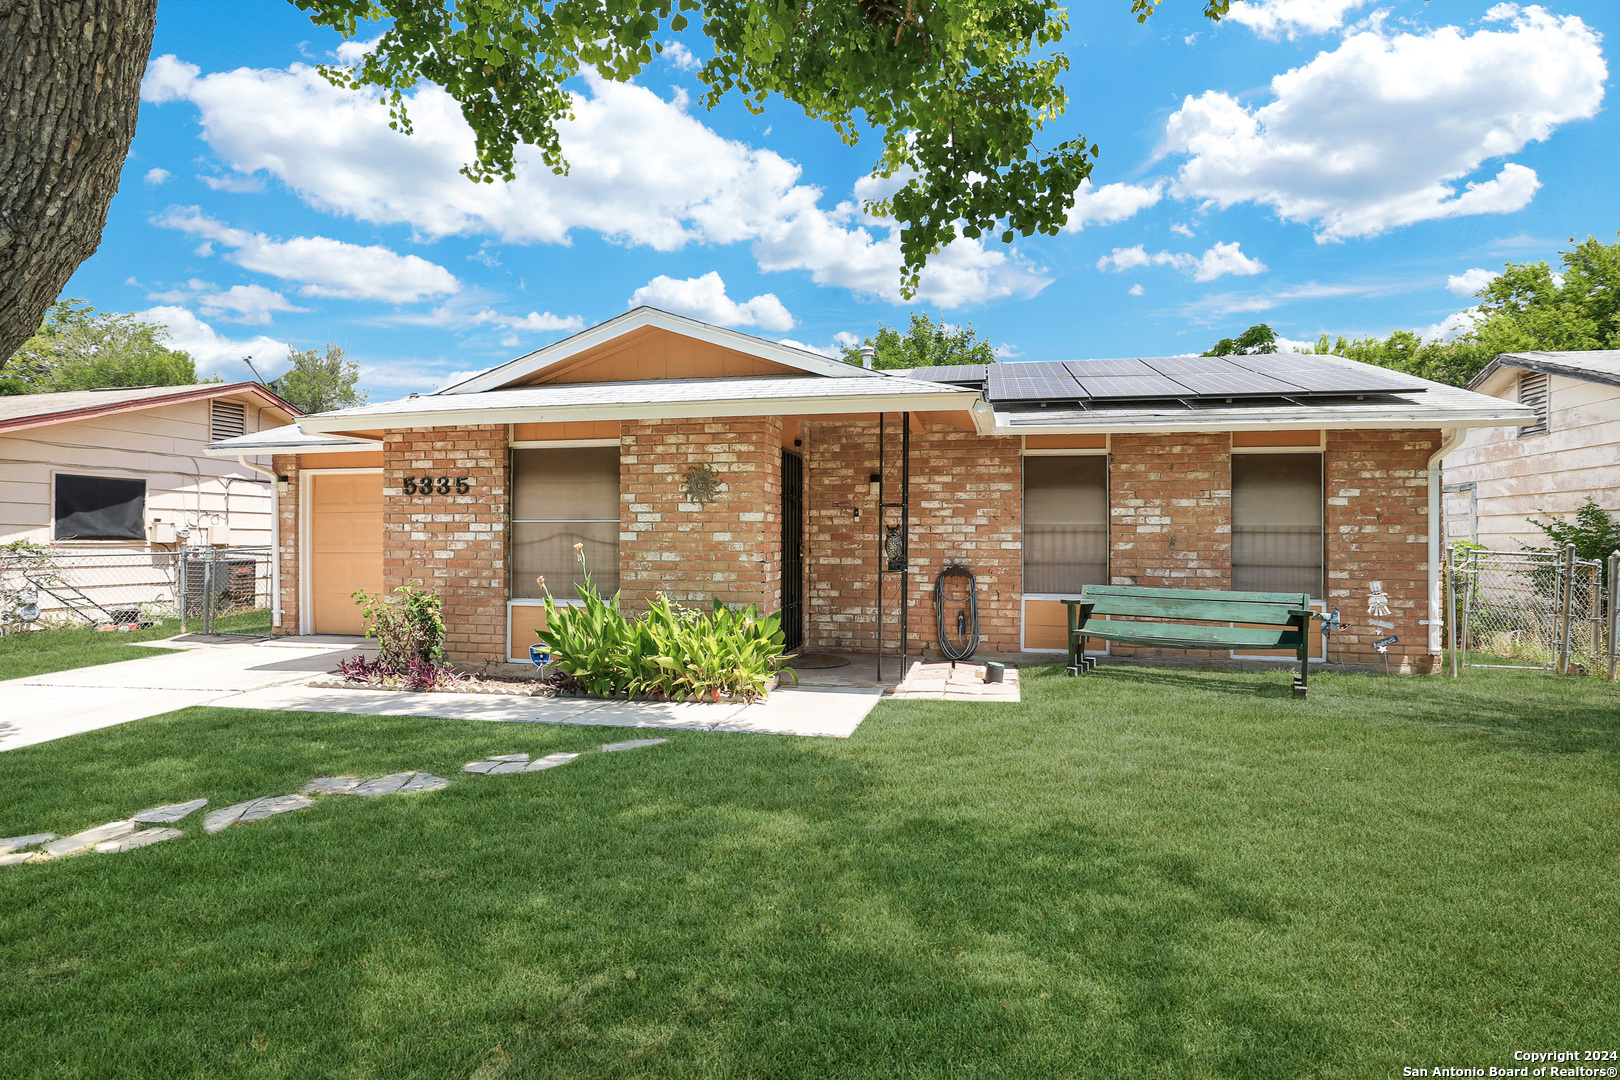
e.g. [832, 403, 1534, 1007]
[681, 464, 722, 505]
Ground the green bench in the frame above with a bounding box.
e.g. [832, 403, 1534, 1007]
[1064, 585, 1316, 698]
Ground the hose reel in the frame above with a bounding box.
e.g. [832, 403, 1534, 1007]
[934, 564, 979, 661]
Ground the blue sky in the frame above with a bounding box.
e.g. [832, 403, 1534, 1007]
[64, 0, 1617, 397]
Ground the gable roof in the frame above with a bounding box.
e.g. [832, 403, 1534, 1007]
[438, 307, 879, 394]
[204, 423, 380, 457]
[0, 382, 299, 436]
[1469, 350, 1620, 392]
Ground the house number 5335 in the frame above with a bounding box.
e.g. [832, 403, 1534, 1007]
[402, 476, 471, 495]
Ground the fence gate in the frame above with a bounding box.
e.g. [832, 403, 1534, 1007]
[1447, 544, 1617, 678]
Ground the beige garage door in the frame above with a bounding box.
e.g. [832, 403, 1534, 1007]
[309, 472, 384, 635]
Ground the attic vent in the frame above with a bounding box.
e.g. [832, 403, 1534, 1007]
[1517, 371, 1549, 437]
[211, 400, 246, 442]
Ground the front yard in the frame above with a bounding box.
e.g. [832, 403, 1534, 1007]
[1, 664, 1616, 1078]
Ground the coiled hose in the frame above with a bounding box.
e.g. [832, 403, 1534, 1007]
[934, 565, 979, 661]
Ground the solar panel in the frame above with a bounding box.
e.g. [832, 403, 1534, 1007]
[1142, 356, 1246, 375]
[1171, 370, 1300, 397]
[1072, 374, 1190, 399]
[903, 364, 988, 384]
[986, 363, 1083, 402]
[981, 352, 1428, 405]
[1063, 358, 1158, 378]
[1231, 354, 1430, 393]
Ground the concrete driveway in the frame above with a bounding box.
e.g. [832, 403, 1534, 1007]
[0, 636, 885, 750]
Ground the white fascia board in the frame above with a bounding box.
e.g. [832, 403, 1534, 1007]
[989, 405, 1535, 435]
[203, 439, 381, 458]
[440, 307, 878, 394]
[298, 389, 980, 433]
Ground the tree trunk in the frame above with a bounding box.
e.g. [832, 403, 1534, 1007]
[0, 0, 158, 367]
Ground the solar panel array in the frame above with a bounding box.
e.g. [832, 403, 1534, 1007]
[901, 363, 988, 384]
[976, 353, 1428, 404]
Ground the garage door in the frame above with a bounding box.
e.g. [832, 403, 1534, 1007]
[309, 472, 384, 635]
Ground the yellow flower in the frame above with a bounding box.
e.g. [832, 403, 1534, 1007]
[573, 542, 585, 553]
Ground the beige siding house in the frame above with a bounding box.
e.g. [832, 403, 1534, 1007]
[1443, 351, 1620, 550]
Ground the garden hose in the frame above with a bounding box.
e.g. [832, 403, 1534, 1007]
[935, 565, 979, 661]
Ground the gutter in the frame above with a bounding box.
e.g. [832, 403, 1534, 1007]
[1427, 429, 1469, 657]
[990, 406, 1534, 435]
[238, 455, 283, 629]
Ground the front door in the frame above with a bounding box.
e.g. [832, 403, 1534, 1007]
[308, 471, 384, 635]
[780, 450, 804, 651]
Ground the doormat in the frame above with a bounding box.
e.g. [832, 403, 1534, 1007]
[785, 653, 852, 670]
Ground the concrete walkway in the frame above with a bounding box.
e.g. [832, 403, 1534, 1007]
[0, 637, 885, 751]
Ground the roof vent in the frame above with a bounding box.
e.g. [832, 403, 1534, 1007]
[859, 345, 875, 370]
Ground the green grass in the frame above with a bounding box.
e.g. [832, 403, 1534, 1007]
[0, 610, 270, 682]
[1, 664, 1617, 1078]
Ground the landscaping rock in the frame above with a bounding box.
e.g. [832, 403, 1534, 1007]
[462, 760, 503, 775]
[203, 802, 254, 833]
[487, 761, 529, 774]
[351, 773, 414, 796]
[399, 772, 450, 793]
[95, 827, 184, 853]
[42, 821, 139, 857]
[601, 739, 668, 752]
[132, 798, 208, 824]
[525, 753, 579, 771]
[0, 833, 56, 849]
[238, 795, 314, 823]
[303, 777, 363, 795]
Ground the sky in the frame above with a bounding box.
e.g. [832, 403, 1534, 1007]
[61, 0, 1618, 398]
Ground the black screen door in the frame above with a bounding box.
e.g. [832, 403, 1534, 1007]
[780, 450, 803, 651]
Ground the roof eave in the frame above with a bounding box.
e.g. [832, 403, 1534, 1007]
[1469, 353, 1620, 392]
[0, 382, 300, 435]
[991, 404, 1535, 435]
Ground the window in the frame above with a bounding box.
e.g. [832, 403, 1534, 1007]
[54, 474, 147, 541]
[1023, 456, 1108, 594]
[511, 447, 620, 599]
[1230, 454, 1323, 598]
[1517, 370, 1549, 437]
[210, 400, 246, 441]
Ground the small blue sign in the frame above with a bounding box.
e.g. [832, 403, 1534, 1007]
[529, 642, 552, 669]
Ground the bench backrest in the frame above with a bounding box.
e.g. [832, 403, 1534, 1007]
[1075, 585, 1311, 626]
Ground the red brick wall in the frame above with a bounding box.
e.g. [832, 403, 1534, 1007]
[271, 454, 299, 637]
[1326, 428, 1439, 673]
[618, 417, 782, 613]
[382, 426, 510, 666]
[801, 417, 1022, 656]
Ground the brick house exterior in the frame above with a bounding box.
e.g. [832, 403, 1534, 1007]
[215, 309, 1530, 677]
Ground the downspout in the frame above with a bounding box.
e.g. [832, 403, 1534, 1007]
[238, 455, 282, 629]
[1427, 429, 1468, 657]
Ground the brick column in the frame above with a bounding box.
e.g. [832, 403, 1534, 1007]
[1326, 429, 1440, 673]
[383, 426, 510, 667]
[271, 454, 299, 637]
[618, 417, 782, 614]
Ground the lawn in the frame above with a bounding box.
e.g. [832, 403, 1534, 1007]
[1, 664, 1616, 1078]
[0, 610, 271, 682]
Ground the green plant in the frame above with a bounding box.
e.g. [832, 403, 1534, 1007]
[0, 540, 59, 634]
[351, 584, 446, 669]
[1525, 498, 1620, 566]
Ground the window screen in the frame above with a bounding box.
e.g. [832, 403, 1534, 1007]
[211, 400, 246, 441]
[54, 474, 147, 541]
[1518, 371, 1549, 437]
[1023, 455, 1108, 594]
[1231, 454, 1323, 598]
[511, 446, 620, 598]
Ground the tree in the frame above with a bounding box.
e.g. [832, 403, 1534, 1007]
[271, 343, 367, 414]
[0, 0, 1234, 367]
[840, 312, 997, 370]
[0, 299, 204, 394]
[1202, 323, 1278, 356]
[1525, 497, 1620, 566]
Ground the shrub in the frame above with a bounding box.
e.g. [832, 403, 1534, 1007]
[344, 585, 462, 689]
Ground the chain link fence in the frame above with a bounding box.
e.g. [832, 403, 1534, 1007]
[0, 545, 274, 637]
[1447, 545, 1617, 677]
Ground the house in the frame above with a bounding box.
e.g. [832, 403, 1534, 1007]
[206, 308, 1530, 670]
[1442, 350, 1620, 550]
[0, 382, 299, 622]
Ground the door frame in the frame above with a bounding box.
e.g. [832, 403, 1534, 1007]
[299, 468, 384, 635]
[779, 449, 804, 651]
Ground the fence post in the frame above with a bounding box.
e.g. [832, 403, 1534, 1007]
[1447, 545, 1460, 678]
[1557, 542, 1576, 675]
[177, 539, 188, 634]
[1608, 550, 1619, 682]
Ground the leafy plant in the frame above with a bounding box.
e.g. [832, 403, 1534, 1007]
[334, 647, 466, 691]
[1525, 498, 1620, 566]
[0, 540, 60, 634]
[352, 584, 445, 668]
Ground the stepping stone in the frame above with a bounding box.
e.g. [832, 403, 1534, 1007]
[399, 772, 450, 793]
[488, 754, 530, 762]
[351, 773, 414, 797]
[525, 753, 579, 771]
[42, 821, 139, 858]
[204, 802, 254, 834]
[486, 761, 529, 774]
[132, 798, 208, 824]
[303, 777, 363, 795]
[0, 833, 56, 849]
[238, 794, 314, 823]
[96, 827, 184, 853]
[601, 739, 668, 752]
[1, 852, 37, 866]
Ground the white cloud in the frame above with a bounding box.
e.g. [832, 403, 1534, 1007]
[333, 36, 381, 65]
[137, 305, 291, 378]
[1096, 241, 1266, 282]
[197, 284, 308, 324]
[1170, 223, 1195, 238]
[661, 41, 700, 72]
[1062, 179, 1164, 232]
[1226, 0, 1371, 40]
[1161, 6, 1605, 240]
[629, 272, 795, 331]
[777, 331, 859, 360]
[143, 167, 171, 185]
[155, 207, 460, 303]
[199, 173, 265, 193]
[1447, 267, 1501, 296]
[141, 55, 1044, 308]
[1425, 309, 1483, 339]
[470, 309, 585, 333]
[1128, 284, 1145, 297]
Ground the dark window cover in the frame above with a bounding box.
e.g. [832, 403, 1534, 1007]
[54, 475, 146, 541]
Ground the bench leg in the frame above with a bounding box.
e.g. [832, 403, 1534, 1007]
[1294, 642, 1309, 698]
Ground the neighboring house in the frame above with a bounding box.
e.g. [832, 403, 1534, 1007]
[208, 307, 1528, 671]
[0, 383, 299, 622]
[1443, 350, 1620, 551]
